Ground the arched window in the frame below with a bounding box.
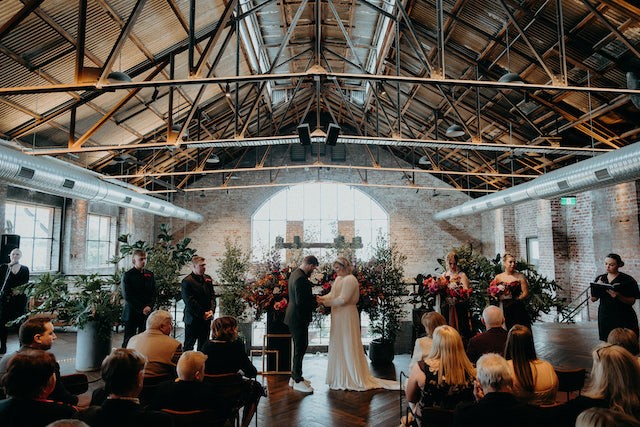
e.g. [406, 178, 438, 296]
[250, 182, 390, 346]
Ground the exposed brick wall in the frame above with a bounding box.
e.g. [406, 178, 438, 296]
[482, 181, 640, 323]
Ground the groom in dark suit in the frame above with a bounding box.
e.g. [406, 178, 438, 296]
[284, 255, 319, 393]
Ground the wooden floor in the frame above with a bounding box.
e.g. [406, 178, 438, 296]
[0, 321, 602, 427]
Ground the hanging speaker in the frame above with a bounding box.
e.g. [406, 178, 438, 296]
[297, 124, 311, 146]
[325, 123, 340, 146]
[0, 234, 20, 264]
[627, 72, 640, 110]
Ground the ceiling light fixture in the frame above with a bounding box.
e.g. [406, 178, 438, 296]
[418, 156, 431, 165]
[205, 153, 220, 164]
[106, 71, 132, 83]
[445, 124, 465, 138]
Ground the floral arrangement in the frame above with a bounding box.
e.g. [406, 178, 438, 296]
[422, 275, 448, 295]
[243, 267, 290, 320]
[444, 274, 473, 300]
[488, 279, 520, 299]
[313, 261, 384, 315]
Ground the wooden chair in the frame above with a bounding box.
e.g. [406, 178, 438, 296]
[139, 374, 175, 405]
[59, 373, 89, 395]
[554, 367, 586, 401]
[404, 405, 455, 427]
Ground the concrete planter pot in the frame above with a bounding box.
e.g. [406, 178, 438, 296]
[75, 321, 112, 371]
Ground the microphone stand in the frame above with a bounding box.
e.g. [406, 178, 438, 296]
[0, 264, 12, 318]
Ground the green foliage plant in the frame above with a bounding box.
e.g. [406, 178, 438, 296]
[112, 223, 197, 309]
[365, 236, 407, 343]
[216, 238, 250, 321]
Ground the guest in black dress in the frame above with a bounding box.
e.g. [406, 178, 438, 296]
[404, 325, 475, 426]
[0, 248, 29, 354]
[202, 316, 264, 427]
[590, 253, 640, 341]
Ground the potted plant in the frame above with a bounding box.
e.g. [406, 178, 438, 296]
[365, 237, 406, 365]
[17, 273, 122, 371]
[66, 274, 122, 371]
[216, 238, 251, 351]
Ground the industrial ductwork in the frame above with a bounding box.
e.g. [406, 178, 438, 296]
[434, 141, 640, 221]
[0, 141, 203, 223]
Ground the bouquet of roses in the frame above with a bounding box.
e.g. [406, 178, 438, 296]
[313, 264, 336, 316]
[422, 275, 448, 296]
[243, 267, 290, 319]
[445, 274, 472, 300]
[488, 279, 519, 299]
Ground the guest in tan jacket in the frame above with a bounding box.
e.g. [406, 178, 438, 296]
[127, 310, 182, 379]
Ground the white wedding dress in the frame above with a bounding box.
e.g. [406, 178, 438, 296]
[322, 274, 400, 391]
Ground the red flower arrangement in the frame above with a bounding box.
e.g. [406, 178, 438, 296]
[314, 262, 384, 315]
[243, 267, 290, 319]
[444, 274, 472, 300]
[422, 275, 448, 295]
[488, 279, 520, 299]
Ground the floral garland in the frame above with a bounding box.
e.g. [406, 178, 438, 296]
[243, 267, 290, 320]
[488, 279, 520, 299]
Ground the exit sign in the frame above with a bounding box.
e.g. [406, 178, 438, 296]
[561, 196, 577, 205]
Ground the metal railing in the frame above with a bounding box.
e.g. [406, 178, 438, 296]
[559, 287, 591, 323]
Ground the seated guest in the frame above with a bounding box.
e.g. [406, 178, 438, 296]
[409, 311, 447, 371]
[453, 353, 539, 427]
[466, 306, 508, 364]
[547, 344, 640, 426]
[150, 350, 231, 418]
[404, 326, 475, 426]
[607, 327, 640, 358]
[46, 421, 89, 427]
[202, 316, 264, 427]
[79, 349, 172, 427]
[0, 316, 77, 405]
[576, 407, 640, 427]
[126, 310, 182, 379]
[0, 350, 78, 426]
[504, 325, 558, 405]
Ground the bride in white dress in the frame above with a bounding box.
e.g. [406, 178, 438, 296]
[317, 256, 399, 391]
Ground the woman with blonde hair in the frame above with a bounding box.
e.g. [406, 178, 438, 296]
[576, 407, 640, 427]
[504, 325, 558, 405]
[404, 325, 476, 425]
[551, 344, 640, 426]
[317, 256, 398, 391]
[441, 251, 473, 341]
[491, 253, 531, 330]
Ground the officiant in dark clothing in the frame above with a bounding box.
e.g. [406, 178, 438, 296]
[181, 256, 216, 351]
[590, 253, 640, 341]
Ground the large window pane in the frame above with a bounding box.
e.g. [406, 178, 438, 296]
[86, 214, 113, 267]
[5, 201, 56, 272]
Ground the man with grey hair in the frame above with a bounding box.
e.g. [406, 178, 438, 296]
[453, 353, 538, 427]
[127, 310, 182, 379]
[466, 305, 508, 363]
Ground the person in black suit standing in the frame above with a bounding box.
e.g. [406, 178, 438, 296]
[284, 255, 319, 393]
[120, 249, 156, 348]
[181, 256, 216, 351]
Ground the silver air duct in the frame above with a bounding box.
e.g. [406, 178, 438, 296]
[0, 142, 203, 223]
[434, 141, 640, 221]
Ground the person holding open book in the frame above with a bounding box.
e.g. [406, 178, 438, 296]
[590, 253, 640, 341]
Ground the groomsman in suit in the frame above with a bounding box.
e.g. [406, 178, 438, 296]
[120, 249, 156, 348]
[181, 256, 216, 351]
[284, 255, 319, 394]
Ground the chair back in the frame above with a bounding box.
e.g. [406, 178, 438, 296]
[59, 373, 89, 395]
[420, 407, 455, 427]
[161, 409, 225, 427]
[139, 374, 175, 405]
[554, 367, 586, 401]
